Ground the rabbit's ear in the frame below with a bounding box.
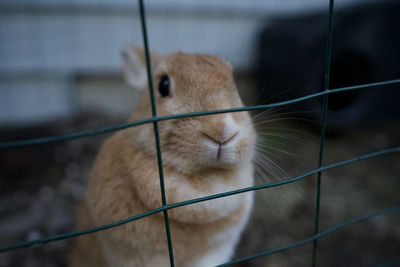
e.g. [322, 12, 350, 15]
[121, 44, 149, 90]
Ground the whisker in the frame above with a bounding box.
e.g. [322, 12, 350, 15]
[248, 86, 268, 107]
[253, 151, 290, 180]
[252, 108, 322, 128]
[258, 132, 308, 145]
[253, 152, 314, 214]
[255, 142, 307, 160]
[251, 85, 299, 107]
[253, 116, 321, 127]
[256, 126, 315, 137]
[253, 157, 282, 181]
[261, 86, 298, 104]
[251, 107, 280, 122]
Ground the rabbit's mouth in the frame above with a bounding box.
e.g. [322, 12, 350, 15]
[201, 134, 250, 169]
[201, 130, 239, 161]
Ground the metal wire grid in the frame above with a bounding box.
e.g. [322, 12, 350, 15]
[1, 0, 400, 266]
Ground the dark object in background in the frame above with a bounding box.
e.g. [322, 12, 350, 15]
[257, 0, 400, 130]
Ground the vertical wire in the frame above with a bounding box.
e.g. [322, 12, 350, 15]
[138, 0, 175, 266]
[312, 0, 335, 266]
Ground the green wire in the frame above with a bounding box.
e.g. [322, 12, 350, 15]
[1, 78, 399, 150]
[0, 1, 399, 265]
[138, 0, 175, 266]
[1, 146, 398, 253]
[313, 1, 335, 266]
[217, 205, 400, 267]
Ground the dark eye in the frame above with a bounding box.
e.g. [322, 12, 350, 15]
[158, 76, 170, 97]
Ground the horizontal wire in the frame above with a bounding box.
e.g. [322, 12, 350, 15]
[0, 146, 398, 253]
[217, 205, 400, 267]
[0, 207, 164, 253]
[1, 78, 400, 149]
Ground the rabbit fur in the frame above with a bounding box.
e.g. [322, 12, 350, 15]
[69, 45, 256, 267]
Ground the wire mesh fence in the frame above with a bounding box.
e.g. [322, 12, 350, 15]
[0, 0, 400, 266]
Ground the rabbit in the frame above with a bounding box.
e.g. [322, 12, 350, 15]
[69, 45, 257, 267]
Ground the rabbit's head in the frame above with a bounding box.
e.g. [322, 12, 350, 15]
[122, 45, 256, 175]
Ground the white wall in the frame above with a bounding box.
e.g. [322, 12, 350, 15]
[0, 0, 367, 125]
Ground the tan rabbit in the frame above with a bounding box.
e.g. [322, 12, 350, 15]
[69, 45, 257, 267]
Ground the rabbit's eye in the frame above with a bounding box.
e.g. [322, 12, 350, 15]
[158, 76, 170, 97]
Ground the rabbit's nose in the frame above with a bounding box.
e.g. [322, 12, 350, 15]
[202, 131, 239, 145]
[220, 131, 239, 145]
[202, 114, 240, 145]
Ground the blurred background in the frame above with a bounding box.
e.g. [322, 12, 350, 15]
[0, 0, 399, 266]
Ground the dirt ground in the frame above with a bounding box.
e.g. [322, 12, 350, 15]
[0, 112, 399, 267]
